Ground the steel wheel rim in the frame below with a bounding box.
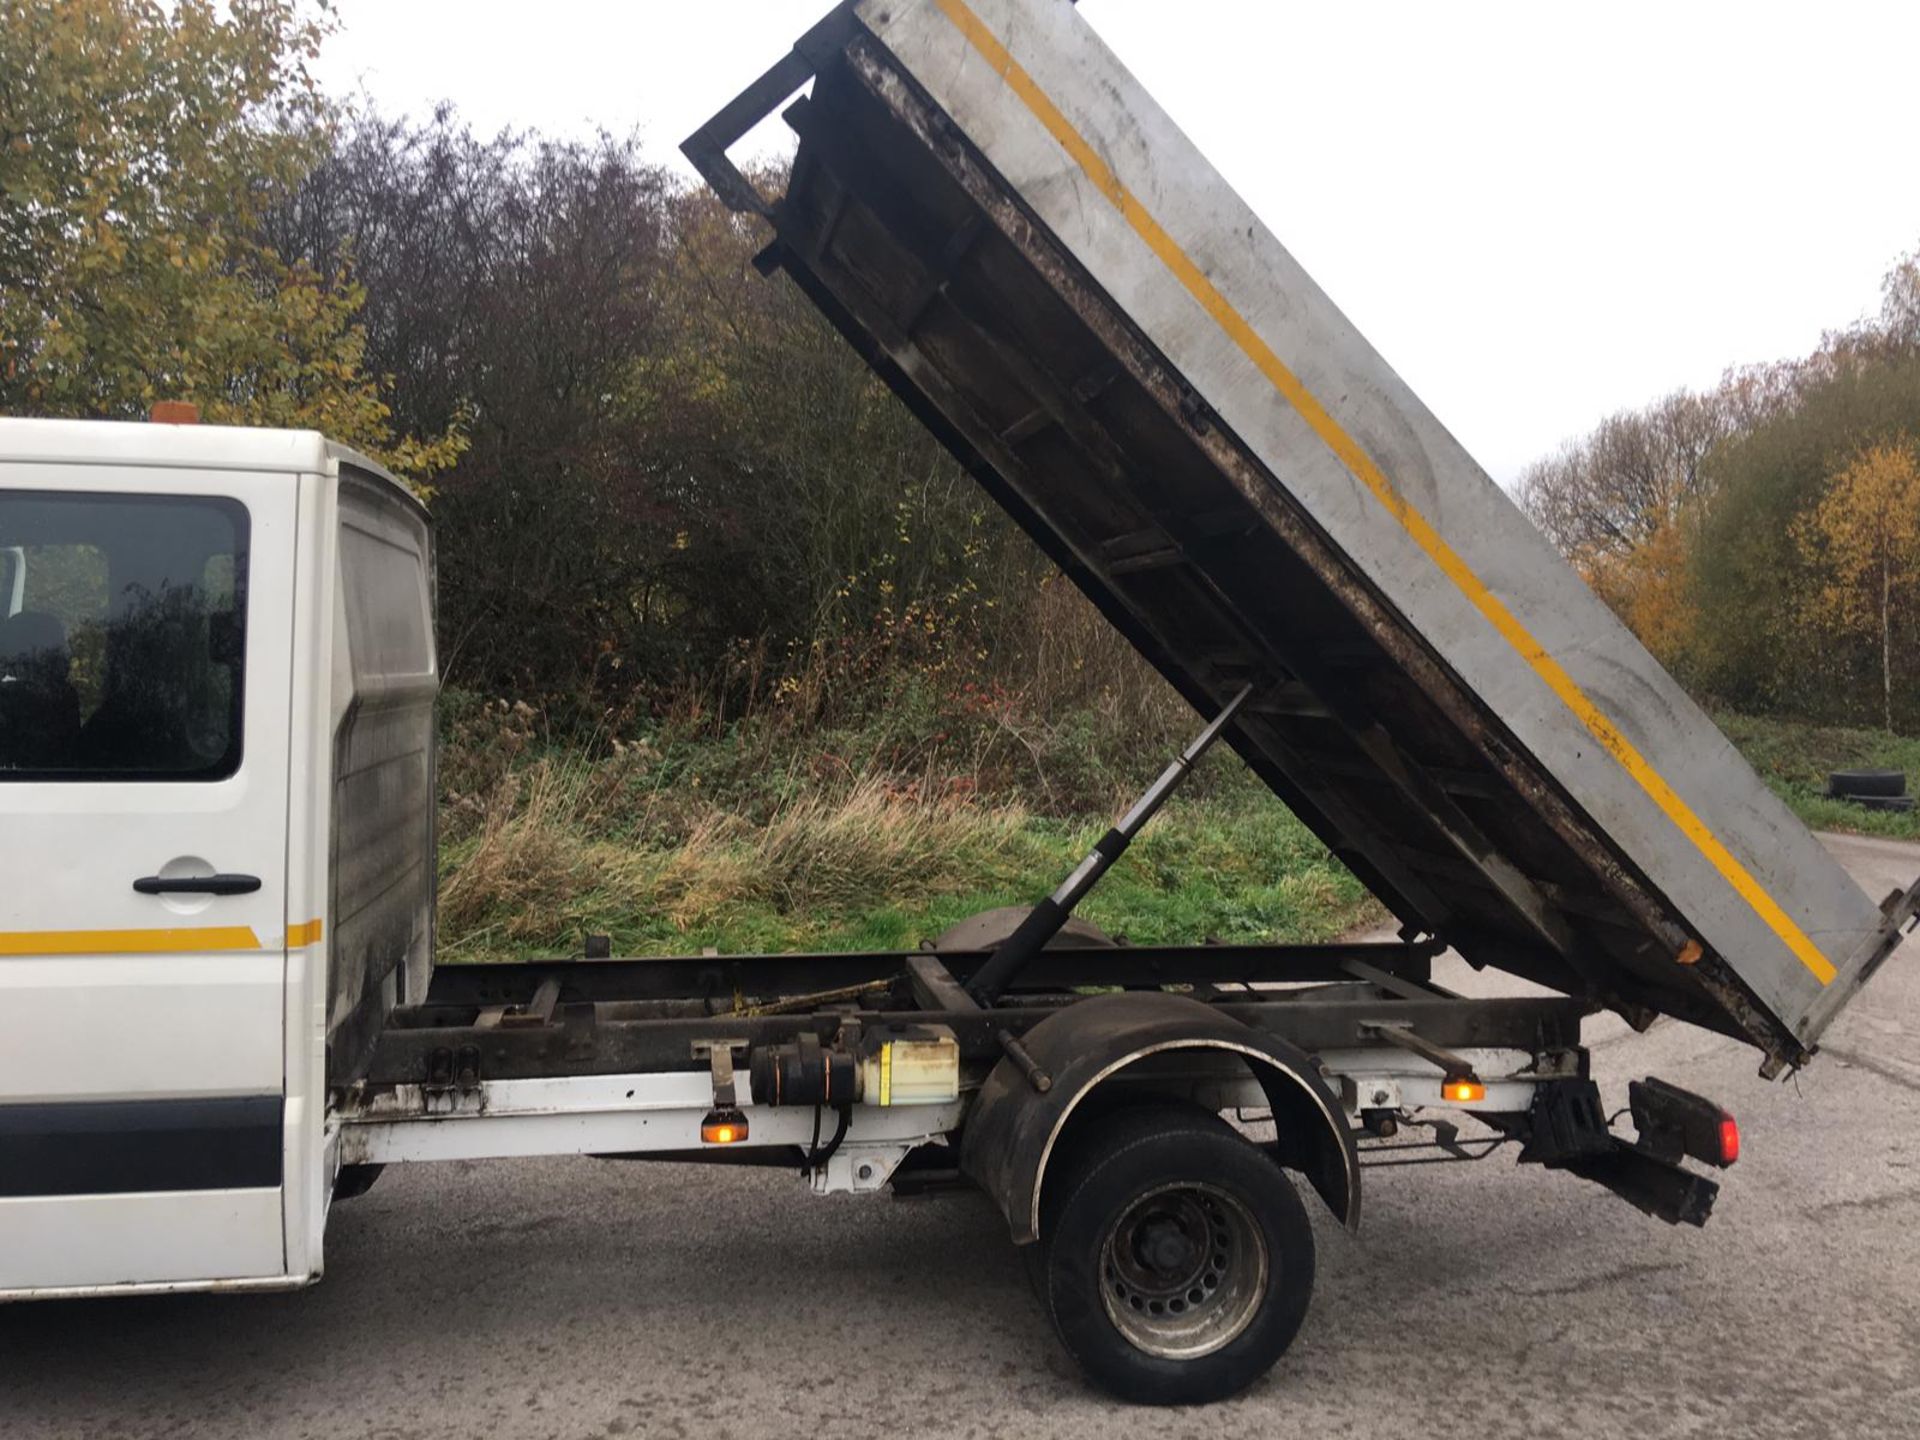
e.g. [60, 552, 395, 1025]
[1098, 1180, 1268, 1360]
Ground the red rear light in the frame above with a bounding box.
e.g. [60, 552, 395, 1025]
[1630, 1078, 1740, 1169]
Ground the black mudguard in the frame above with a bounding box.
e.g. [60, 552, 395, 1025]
[959, 992, 1358, 1243]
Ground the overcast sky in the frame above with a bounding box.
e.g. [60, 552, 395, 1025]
[314, 1, 1920, 485]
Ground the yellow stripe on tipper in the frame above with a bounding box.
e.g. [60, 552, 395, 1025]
[928, 0, 1837, 987]
[0, 926, 263, 956]
[287, 919, 325, 947]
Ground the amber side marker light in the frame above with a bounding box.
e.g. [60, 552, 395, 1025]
[149, 400, 200, 424]
[700, 1108, 748, 1145]
[1441, 1076, 1486, 1105]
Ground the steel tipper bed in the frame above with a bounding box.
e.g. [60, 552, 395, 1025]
[680, 0, 1917, 1073]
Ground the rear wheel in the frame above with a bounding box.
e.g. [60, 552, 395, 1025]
[1032, 1104, 1315, 1405]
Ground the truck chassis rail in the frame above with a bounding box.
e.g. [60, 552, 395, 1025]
[360, 942, 1588, 1085]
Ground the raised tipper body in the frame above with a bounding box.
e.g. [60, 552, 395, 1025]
[684, 0, 1918, 1071]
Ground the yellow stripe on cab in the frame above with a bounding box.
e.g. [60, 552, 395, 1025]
[0, 926, 264, 956]
[0, 920, 325, 956]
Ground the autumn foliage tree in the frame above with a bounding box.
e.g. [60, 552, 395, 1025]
[0, 0, 459, 477]
[1524, 240, 1920, 732]
[1519, 390, 1727, 672]
[1793, 441, 1920, 730]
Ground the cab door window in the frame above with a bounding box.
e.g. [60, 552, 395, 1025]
[0, 491, 248, 780]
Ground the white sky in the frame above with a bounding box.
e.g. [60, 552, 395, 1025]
[315, 0, 1920, 485]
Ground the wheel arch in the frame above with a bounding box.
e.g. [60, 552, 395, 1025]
[959, 993, 1359, 1244]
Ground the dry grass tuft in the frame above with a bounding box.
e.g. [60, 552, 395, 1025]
[751, 775, 1026, 913]
[437, 761, 608, 943]
[438, 759, 1033, 954]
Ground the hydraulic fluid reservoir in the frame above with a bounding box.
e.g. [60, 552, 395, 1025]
[861, 1032, 960, 1106]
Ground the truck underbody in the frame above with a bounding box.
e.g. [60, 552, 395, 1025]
[338, 934, 1717, 1228]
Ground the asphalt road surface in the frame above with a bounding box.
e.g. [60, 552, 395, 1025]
[4, 833, 1917, 1440]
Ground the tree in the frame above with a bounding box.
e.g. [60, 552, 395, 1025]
[1793, 441, 1920, 731]
[1874, 245, 1920, 353]
[1518, 389, 1730, 672]
[0, 0, 458, 477]
[270, 115, 692, 696]
[1522, 235, 1920, 725]
[269, 112, 1046, 713]
[1585, 514, 1698, 671]
[1520, 390, 1728, 561]
[1690, 338, 1920, 722]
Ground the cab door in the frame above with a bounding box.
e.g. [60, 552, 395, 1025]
[0, 461, 294, 1291]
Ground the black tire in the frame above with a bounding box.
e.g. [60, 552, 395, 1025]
[1032, 1103, 1315, 1405]
[1828, 769, 1907, 799]
[1852, 794, 1916, 813]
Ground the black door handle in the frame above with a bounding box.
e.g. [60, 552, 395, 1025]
[133, 874, 263, 896]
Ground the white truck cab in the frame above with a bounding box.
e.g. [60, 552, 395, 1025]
[0, 418, 435, 1297]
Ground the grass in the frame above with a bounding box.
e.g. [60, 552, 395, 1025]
[1712, 710, 1920, 840]
[432, 698, 1915, 966]
[433, 713, 1380, 963]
